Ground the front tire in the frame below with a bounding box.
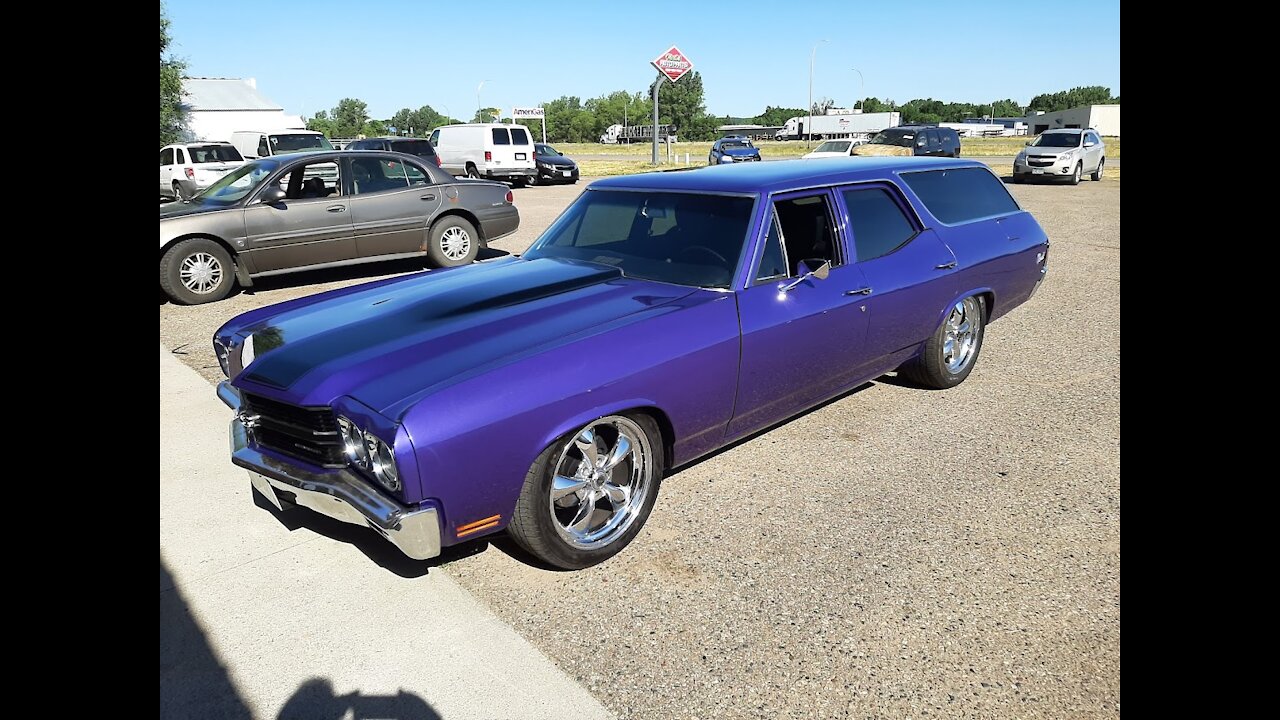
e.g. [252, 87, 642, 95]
[159, 238, 235, 305]
[508, 414, 664, 569]
[426, 216, 480, 267]
[1070, 162, 1082, 185]
[899, 295, 986, 389]
[1091, 158, 1105, 181]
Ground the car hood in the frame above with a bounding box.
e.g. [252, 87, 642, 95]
[231, 257, 698, 416]
[538, 154, 576, 167]
[1023, 145, 1080, 156]
[720, 147, 759, 157]
[851, 144, 913, 157]
[160, 200, 232, 219]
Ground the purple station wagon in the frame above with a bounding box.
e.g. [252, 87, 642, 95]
[215, 158, 1049, 569]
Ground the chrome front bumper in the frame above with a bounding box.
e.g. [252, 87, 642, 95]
[219, 382, 442, 561]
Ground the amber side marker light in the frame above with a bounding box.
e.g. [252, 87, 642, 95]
[456, 514, 502, 538]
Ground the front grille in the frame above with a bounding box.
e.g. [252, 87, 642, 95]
[1027, 158, 1056, 167]
[242, 392, 344, 468]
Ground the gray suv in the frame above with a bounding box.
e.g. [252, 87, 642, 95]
[1013, 129, 1106, 184]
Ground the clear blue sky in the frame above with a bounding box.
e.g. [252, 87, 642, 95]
[166, 0, 1120, 120]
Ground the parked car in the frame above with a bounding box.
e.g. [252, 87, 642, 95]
[708, 136, 762, 164]
[214, 157, 1049, 569]
[853, 126, 961, 158]
[1013, 129, 1106, 185]
[429, 123, 536, 186]
[159, 150, 518, 305]
[160, 142, 245, 200]
[801, 138, 869, 159]
[529, 143, 579, 185]
[344, 137, 442, 168]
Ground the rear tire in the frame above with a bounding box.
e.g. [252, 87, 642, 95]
[171, 181, 186, 201]
[899, 295, 986, 389]
[160, 238, 235, 305]
[1091, 158, 1105, 181]
[526, 172, 540, 186]
[508, 413, 664, 569]
[426, 216, 480, 267]
[465, 164, 481, 179]
[511, 177, 528, 188]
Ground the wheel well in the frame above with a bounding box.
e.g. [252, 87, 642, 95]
[464, 162, 478, 172]
[629, 406, 676, 474]
[432, 209, 485, 242]
[160, 233, 237, 262]
[979, 291, 995, 321]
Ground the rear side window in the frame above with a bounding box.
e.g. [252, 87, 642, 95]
[491, 128, 510, 145]
[510, 127, 530, 145]
[902, 167, 1018, 224]
[842, 187, 918, 262]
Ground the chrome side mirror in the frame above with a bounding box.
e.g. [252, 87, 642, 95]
[779, 259, 832, 293]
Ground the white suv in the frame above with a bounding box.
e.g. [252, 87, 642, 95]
[429, 123, 536, 186]
[160, 142, 246, 200]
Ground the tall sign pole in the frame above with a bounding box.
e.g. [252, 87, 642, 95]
[651, 45, 694, 165]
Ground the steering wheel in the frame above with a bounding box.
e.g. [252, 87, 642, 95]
[674, 245, 729, 266]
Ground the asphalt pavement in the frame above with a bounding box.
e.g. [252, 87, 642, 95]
[159, 345, 613, 720]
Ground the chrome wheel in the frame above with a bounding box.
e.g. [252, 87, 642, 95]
[942, 297, 980, 373]
[439, 226, 472, 261]
[549, 416, 654, 550]
[179, 252, 224, 295]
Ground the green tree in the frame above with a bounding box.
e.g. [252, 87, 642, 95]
[471, 107, 501, 123]
[655, 71, 715, 140]
[361, 119, 388, 136]
[331, 98, 369, 136]
[159, 3, 187, 145]
[753, 106, 806, 125]
[306, 110, 337, 137]
[1028, 86, 1117, 112]
[810, 97, 836, 115]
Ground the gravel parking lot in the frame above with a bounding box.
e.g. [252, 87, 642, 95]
[160, 172, 1120, 719]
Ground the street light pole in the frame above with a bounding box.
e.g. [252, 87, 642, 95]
[850, 68, 865, 112]
[808, 40, 828, 148]
[476, 80, 489, 122]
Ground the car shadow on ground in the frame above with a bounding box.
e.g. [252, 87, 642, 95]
[159, 249, 512, 306]
[251, 490, 491, 578]
[161, 558, 442, 719]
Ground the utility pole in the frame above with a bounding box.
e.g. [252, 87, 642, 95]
[652, 74, 661, 164]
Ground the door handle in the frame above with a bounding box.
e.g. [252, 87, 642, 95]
[845, 287, 872, 296]
[935, 261, 957, 270]
[421, 194, 436, 201]
[327, 205, 346, 213]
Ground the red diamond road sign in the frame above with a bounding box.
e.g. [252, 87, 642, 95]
[652, 46, 694, 83]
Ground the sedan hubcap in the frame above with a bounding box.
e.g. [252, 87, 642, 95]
[440, 227, 471, 260]
[942, 297, 980, 373]
[179, 252, 223, 294]
[550, 416, 652, 550]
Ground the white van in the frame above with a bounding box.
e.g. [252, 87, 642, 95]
[229, 129, 334, 160]
[230, 129, 338, 188]
[429, 123, 536, 186]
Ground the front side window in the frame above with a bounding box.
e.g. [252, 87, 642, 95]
[869, 129, 916, 147]
[525, 190, 755, 289]
[842, 187, 918, 262]
[902, 167, 1019, 224]
[160, 148, 174, 166]
[491, 128, 511, 145]
[754, 214, 789, 282]
[257, 137, 269, 157]
[429, 130, 441, 145]
[772, 194, 840, 276]
[349, 157, 409, 195]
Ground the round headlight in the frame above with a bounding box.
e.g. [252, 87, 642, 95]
[366, 431, 400, 492]
[338, 416, 370, 468]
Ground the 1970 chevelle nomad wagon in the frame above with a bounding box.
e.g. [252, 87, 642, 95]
[215, 158, 1048, 569]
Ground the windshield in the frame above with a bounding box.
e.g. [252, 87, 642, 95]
[537, 144, 561, 156]
[195, 159, 282, 205]
[189, 145, 242, 163]
[391, 139, 436, 156]
[524, 190, 755, 289]
[270, 134, 334, 152]
[721, 140, 752, 150]
[868, 129, 916, 147]
[814, 141, 851, 153]
[1029, 133, 1082, 148]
